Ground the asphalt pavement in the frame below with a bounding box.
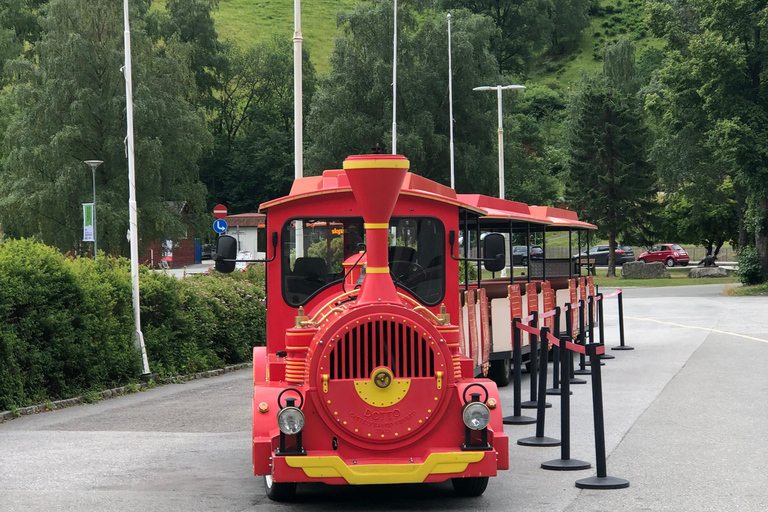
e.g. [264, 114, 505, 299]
[1, 284, 766, 511]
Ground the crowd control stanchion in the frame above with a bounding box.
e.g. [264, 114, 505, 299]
[585, 296, 605, 366]
[564, 303, 586, 385]
[611, 289, 633, 351]
[575, 343, 630, 489]
[547, 307, 570, 396]
[522, 311, 551, 409]
[595, 294, 615, 359]
[503, 317, 536, 425]
[575, 299, 592, 375]
[519, 326, 560, 447]
[541, 332, 591, 471]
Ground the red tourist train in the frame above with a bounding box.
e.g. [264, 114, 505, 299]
[213, 153, 595, 501]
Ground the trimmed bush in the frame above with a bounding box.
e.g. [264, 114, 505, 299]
[0, 239, 266, 410]
[737, 246, 765, 286]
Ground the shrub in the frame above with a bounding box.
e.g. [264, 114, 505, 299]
[737, 246, 765, 286]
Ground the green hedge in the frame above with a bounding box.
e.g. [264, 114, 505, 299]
[0, 239, 265, 411]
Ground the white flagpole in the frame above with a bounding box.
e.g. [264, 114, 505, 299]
[447, 13, 455, 189]
[392, 0, 397, 154]
[123, 0, 150, 375]
[294, 0, 303, 179]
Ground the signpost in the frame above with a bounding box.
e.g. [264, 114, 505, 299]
[213, 204, 228, 219]
[213, 219, 228, 234]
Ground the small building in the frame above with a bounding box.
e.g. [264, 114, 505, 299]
[140, 201, 199, 268]
[224, 213, 266, 259]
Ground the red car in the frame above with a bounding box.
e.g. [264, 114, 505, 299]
[638, 244, 689, 267]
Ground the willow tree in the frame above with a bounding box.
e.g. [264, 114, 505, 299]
[0, 0, 208, 255]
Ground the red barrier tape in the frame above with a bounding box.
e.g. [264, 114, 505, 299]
[546, 331, 560, 347]
[523, 313, 536, 323]
[565, 340, 585, 354]
[601, 289, 622, 299]
[515, 321, 540, 336]
[539, 309, 557, 320]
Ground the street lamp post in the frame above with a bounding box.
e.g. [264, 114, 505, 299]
[84, 160, 104, 259]
[472, 84, 526, 199]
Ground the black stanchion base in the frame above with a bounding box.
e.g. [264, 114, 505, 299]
[521, 400, 552, 409]
[612, 345, 634, 351]
[574, 368, 591, 375]
[541, 458, 592, 471]
[570, 377, 587, 384]
[585, 360, 605, 366]
[518, 435, 560, 447]
[575, 475, 630, 489]
[503, 414, 536, 425]
[599, 353, 616, 359]
[546, 387, 573, 396]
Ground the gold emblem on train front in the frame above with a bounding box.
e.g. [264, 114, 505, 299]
[354, 367, 410, 407]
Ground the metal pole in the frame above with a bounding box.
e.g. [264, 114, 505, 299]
[123, 0, 150, 375]
[496, 86, 504, 199]
[92, 168, 97, 259]
[447, 13, 455, 189]
[392, 0, 397, 154]
[294, 0, 303, 178]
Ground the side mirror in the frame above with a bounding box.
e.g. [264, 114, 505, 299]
[482, 233, 506, 273]
[213, 235, 237, 274]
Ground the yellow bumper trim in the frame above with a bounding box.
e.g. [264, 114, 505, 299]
[284, 451, 485, 484]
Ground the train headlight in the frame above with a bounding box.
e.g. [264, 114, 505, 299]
[277, 407, 305, 435]
[462, 402, 491, 430]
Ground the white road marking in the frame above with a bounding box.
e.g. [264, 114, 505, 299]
[624, 316, 768, 344]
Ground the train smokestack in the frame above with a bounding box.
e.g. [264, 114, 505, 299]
[343, 154, 409, 305]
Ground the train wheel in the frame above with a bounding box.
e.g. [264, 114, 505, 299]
[452, 476, 489, 497]
[489, 358, 511, 387]
[264, 475, 296, 501]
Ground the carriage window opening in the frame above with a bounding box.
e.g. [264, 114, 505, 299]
[388, 217, 445, 306]
[283, 218, 364, 306]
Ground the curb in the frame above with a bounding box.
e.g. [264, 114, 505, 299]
[0, 362, 252, 423]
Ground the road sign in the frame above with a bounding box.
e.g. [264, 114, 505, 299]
[213, 219, 228, 234]
[213, 204, 228, 219]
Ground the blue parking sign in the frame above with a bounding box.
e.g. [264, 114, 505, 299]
[213, 219, 228, 234]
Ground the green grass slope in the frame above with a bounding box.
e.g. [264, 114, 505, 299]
[213, 0, 359, 74]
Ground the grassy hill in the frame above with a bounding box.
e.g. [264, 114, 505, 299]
[212, 0, 359, 74]
[206, 0, 663, 82]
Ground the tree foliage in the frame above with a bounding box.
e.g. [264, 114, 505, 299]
[566, 39, 656, 276]
[646, 0, 768, 279]
[0, 0, 209, 256]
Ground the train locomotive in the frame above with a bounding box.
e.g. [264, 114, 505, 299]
[214, 154, 510, 501]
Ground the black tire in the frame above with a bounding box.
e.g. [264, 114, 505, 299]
[681, 262, 688, 266]
[452, 476, 489, 497]
[638, 258, 645, 263]
[666, 258, 675, 268]
[489, 358, 511, 387]
[264, 475, 297, 502]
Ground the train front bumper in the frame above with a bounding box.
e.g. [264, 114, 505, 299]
[270, 445, 506, 485]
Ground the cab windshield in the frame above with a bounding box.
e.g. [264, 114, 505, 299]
[282, 216, 445, 307]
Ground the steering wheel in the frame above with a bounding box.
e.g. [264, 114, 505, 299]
[390, 260, 427, 287]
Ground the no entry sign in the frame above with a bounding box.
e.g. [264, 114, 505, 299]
[213, 204, 228, 219]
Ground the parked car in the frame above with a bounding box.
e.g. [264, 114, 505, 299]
[572, 245, 635, 266]
[201, 243, 213, 260]
[512, 245, 543, 266]
[638, 244, 689, 267]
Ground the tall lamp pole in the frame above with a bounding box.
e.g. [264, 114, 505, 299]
[472, 84, 525, 199]
[123, 0, 150, 375]
[84, 160, 103, 259]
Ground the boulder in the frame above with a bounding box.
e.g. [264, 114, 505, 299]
[688, 267, 730, 278]
[621, 261, 670, 279]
